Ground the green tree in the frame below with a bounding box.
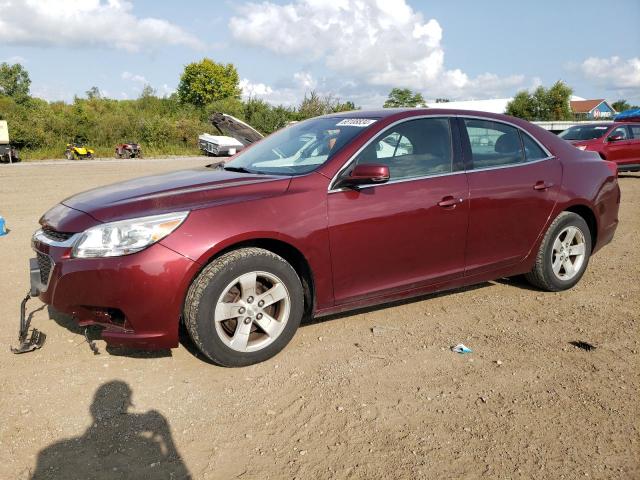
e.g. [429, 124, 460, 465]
[177, 58, 241, 108]
[545, 81, 573, 121]
[139, 84, 157, 99]
[383, 88, 425, 108]
[611, 99, 639, 112]
[205, 97, 245, 120]
[0, 62, 31, 103]
[297, 91, 328, 119]
[505, 91, 536, 120]
[85, 86, 102, 100]
[506, 81, 573, 121]
[332, 100, 358, 112]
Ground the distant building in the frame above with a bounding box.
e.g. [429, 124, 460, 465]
[569, 99, 616, 120]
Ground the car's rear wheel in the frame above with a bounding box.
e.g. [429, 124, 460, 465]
[184, 248, 304, 367]
[525, 212, 592, 291]
[66, 150, 74, 160]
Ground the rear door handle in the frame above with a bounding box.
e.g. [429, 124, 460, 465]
[438, 196, 464, 208]
[533, 181, 553, 191]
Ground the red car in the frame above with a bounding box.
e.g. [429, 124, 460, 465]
[25, 109, 620, 366]
[559, 121, 640, 172]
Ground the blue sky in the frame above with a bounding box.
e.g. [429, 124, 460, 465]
[1, 0, 638, 107]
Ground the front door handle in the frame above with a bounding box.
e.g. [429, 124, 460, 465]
[438, 196, 463, 208]
[533, 181, 553, 191]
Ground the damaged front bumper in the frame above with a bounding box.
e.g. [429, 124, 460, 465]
[14, 227, 198, 353]
[10, 265, 46, 353]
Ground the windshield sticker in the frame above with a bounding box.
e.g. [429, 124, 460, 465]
[336, 118, 377, 127]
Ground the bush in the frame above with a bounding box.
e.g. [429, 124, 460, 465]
[0, 88, 358, 159]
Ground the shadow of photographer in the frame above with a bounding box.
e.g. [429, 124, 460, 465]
[31, 380, 191, 479]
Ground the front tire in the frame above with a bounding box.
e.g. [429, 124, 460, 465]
[184, 248, 304, 367]
[525, 212, 592, 291]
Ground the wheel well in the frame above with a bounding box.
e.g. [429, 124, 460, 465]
[565, 205, 597, 248]
[213, 239, 315, 318]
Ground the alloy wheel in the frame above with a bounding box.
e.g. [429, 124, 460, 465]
[214, 271, 291, 352]
[551, 226, 586, 281]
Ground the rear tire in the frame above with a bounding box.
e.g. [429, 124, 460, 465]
[525, 212, 592, 291]
[184, 248, 304, 367]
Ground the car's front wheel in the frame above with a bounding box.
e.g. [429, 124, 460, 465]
[184, 248, 304, 367]
[525, 212, 592, 291]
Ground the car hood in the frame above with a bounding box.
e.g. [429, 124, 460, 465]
[210, 113, 264, 145]
[59, 167, 291, 224]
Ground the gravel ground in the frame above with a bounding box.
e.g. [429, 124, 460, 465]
[0, 159, 638, 479]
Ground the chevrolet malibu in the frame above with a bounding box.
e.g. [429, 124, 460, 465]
[28, 109, 620, 366]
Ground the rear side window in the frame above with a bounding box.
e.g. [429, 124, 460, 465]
[522, 133, 548, 161]
[464, 119, 524, 169]
[627, 125, 640, 139]
[610, 126, 629, 139]
[354, 117, 452, 180]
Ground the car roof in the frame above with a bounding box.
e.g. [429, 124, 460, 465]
[323, 107, 520, 120]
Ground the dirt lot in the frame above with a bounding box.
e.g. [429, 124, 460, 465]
[0, 159, 638, 479]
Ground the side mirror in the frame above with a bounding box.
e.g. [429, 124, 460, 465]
[607, 134, 624, 142]
[335, 164, 390, 189]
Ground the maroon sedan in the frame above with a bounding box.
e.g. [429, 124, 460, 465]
[27, 109, 620, 366]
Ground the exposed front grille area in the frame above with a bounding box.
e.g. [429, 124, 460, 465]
[36, 252, 53, 286]
[42, 226, 74, 242]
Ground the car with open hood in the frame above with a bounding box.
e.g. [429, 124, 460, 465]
[22, 108, 620, 366]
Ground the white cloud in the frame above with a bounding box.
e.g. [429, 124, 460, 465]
[31, 84, 72, 102]
[121, 72, 175, 98]
[0, 0, 204, 52]
[580, 56, 640, 90]
[229, 0, 525, 99]
[158, 84, 176, 97]
[121, 71, 148, 84]
[293, 71, 316, 90]
[239, 78, 274, 98]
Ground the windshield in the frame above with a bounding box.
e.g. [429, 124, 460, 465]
[224, 116, 377, 175]
[559, 125, 610, 141]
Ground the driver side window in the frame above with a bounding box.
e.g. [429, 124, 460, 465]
[354, 118, 453, 180]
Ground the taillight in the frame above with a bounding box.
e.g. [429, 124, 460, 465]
[605, 161, 618, 177]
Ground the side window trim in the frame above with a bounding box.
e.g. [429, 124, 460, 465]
[328, 115, 458, 192]
[457, 115, 554, 173]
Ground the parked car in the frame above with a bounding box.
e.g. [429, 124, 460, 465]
[26, 109, 620, 366]
[198, 113, 264, 157]
[115, 142, 142, 159]
[559, 121, 640, 172]
[198, 133, 244, 157]
[65, 142, 94, 160]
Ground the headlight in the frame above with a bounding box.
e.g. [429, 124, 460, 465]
[576, 145, 587, 151]
[72, 211, 189, 258]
